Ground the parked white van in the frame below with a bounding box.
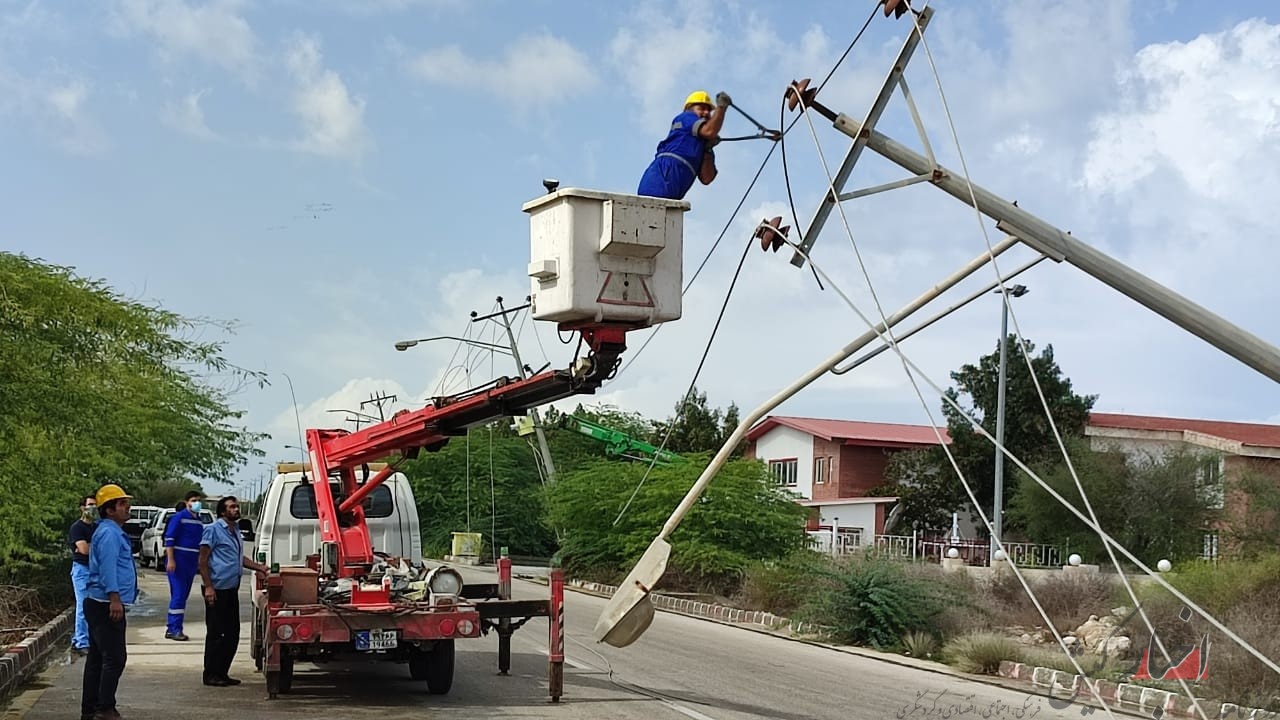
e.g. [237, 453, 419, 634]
[254, 463, 423, 568]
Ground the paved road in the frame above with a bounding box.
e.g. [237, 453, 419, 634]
[11, 563, 1086, 719]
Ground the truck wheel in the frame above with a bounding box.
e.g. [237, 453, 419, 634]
[408, 648, 428, 681]
[250, 610, 263, 671]
[266, 655, 294, 698]
[425, 640, 454, 695]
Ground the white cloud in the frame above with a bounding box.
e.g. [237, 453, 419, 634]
[608, 0, 716, 130]
[161, 88, 218, 140]
[1082, 17, 1280, 225]
[112, 0, 258, 80]
[42, 75, 108, 154]
[409, 32, 596, 114]
[285, 33, 371, 160]
[269, 377, 412, 450]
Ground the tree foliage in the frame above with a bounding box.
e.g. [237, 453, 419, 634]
[400, 423, 558, 560]
[544, 456, 808, 593]
[0, 253, 264, 584]
[871, 447, 963, 534]
[1010, 439, 1220, 562]
[940, 337, 1096, 532]
[655, 387, 743, 456]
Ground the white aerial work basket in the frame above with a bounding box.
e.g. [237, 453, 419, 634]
[523, 188, 689, 328]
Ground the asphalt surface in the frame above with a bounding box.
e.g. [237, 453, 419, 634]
[8, 563, 1093, 719]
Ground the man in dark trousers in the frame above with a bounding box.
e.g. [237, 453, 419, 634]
[198, 496, 268, 686]
[69, 494, 97, 655]
[82, 484, 137, 720]
[163, 490, 205, 641]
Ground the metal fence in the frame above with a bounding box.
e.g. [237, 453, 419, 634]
[810, 530, 1063, 568]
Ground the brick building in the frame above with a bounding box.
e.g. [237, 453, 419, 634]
[745, 416, 950, 545]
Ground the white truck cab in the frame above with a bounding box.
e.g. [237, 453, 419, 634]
[254, 463, 422, 568]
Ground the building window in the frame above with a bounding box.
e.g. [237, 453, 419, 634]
[770, 459, 798, 487]
[1202, 532, 1219, 562]
[814, 456, 832, 484]
[1196, 456, 1225, 510]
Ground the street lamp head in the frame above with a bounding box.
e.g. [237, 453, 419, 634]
[993, 284, 1030, 298]
[394, 340, 418, 351]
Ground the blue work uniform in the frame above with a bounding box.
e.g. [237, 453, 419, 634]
[85, 521, 139, 605]
[68, 518, 96, 650]
[637, 110, 714, 200]
[163, 507, 204, 636]
[83, 519, 137, 719]
[201, 518, 245, 683]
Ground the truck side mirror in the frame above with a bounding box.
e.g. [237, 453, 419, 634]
[238, 517, 255, 541]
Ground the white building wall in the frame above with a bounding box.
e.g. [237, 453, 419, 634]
[816, 504, 878, 538]
[754, 426, 815, 498]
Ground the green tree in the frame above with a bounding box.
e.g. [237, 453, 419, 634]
[941, 337, 1096, 533]
[656, 387, 743, 455]
[545, 455, 808, 593]
[400, 423, 556, 560]
[1010, 439, 1219, 562]
[870, 447, 963, 534]
[1223, 465, 1280, 558]
[0, 253, 264, 586]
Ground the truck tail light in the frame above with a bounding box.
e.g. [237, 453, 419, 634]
[439, 619, 456, 637]
[276, 624, 294, 640]
[295, 623, 313, 640]
[457, 619, 474, 636]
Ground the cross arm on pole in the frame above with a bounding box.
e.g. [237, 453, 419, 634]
[790, 6, 933, 268]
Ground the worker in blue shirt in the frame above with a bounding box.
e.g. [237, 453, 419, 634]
[82, 483, 138, 720]
[637, 90, 731, 200]
[163, 491, 205, 641]
[68, 494, 97, 655]
[198, 496, 269, 687]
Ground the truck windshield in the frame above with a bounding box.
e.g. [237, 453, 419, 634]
[289, 483, 393, 519]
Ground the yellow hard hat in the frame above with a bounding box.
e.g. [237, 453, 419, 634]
[684, 90, 713, 109]
[95, 484, 133, 507]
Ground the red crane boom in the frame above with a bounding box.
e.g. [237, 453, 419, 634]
[302, 324, 628, 577]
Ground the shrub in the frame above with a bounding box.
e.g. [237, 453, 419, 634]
[942, 632, 1023, 674]
[1201, 596, 1280, 710]
[981, 570, 1117, 632]
[802, 556, 948, 648]
[737, 550, 827, 617]
[902, 630, 939, 660]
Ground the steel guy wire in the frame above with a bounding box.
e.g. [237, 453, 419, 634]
[778, 234, 1120, 719]
[782, 232, 1280, 679]
[905, 6, 1216, 710]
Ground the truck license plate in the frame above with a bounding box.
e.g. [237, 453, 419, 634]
[355, 629, 398, 651]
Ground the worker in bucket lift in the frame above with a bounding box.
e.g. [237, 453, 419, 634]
[637, 90, 732, 200]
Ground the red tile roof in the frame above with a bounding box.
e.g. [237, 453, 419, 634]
[1088, 413, 1280, 449]
[747, 416, 949, 447]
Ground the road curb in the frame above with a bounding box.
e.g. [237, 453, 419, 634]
[560, 578, 1263, 720]
[998, 661, 1278, 720]
[1, 606, 72, 701]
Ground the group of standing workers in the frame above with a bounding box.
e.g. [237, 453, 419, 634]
[68, 485, 268, 720]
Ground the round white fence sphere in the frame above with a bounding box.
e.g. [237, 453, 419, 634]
[1157, 559, 1172, 573]
[946, 548, 960, 559]
[993, 549, 1007, 561]
[1068, 553, 1082, 567]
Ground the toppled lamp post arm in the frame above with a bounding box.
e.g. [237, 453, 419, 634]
[593, 235, 1017, 647]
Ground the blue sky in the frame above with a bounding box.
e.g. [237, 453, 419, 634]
[5, 0, 1280, 496]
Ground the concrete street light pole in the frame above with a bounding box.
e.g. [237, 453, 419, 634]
[992, 284, 1028, 561]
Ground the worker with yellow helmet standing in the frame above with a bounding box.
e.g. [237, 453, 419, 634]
[82, 483, 138, 720]
[637, 89, 732, 200]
